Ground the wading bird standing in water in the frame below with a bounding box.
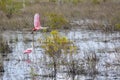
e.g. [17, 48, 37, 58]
[23, 47, 33, 63]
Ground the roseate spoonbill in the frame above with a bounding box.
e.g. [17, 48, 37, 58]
[23, 48, 32, 63]
[32, 13, 48, 33]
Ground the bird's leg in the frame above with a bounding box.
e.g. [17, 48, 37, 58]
[31, 30, 34, 34]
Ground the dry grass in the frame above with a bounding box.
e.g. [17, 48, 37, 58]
[0, 0, 120, 31]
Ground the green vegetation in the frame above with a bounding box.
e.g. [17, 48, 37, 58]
[47, 13, 70, 29]
[39, 30, 77, 78]
[49, 0, 56, 2]
[72, 0, 82, 4]
[0, 0, 22, 18]
[30, 67, 39, 78]
[92, 0, 100, 4]
[0, 35, 12, 54]
[40, 30, 76, 57]
[115, 23, 120, 30]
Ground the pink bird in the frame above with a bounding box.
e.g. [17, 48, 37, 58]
[24, 48, 32, 63]
[32, 13, 41, 31]
[32, 13, 48, 33]
[24, 48, 32, 54]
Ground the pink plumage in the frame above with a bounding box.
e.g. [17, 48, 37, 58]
[33, 13, 41, 31]
[24, 48, 32, 54]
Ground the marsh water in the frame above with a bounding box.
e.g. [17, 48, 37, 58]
[1, 29, 120, 80]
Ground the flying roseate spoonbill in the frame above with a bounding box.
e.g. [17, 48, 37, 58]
[32, 13, 48, 33]
[24, 48, 32, 54]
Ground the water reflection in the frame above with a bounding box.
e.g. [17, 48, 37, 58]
[1, 29, 120, 80]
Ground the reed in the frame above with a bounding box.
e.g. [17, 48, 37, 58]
[0, 35, 12, 56]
